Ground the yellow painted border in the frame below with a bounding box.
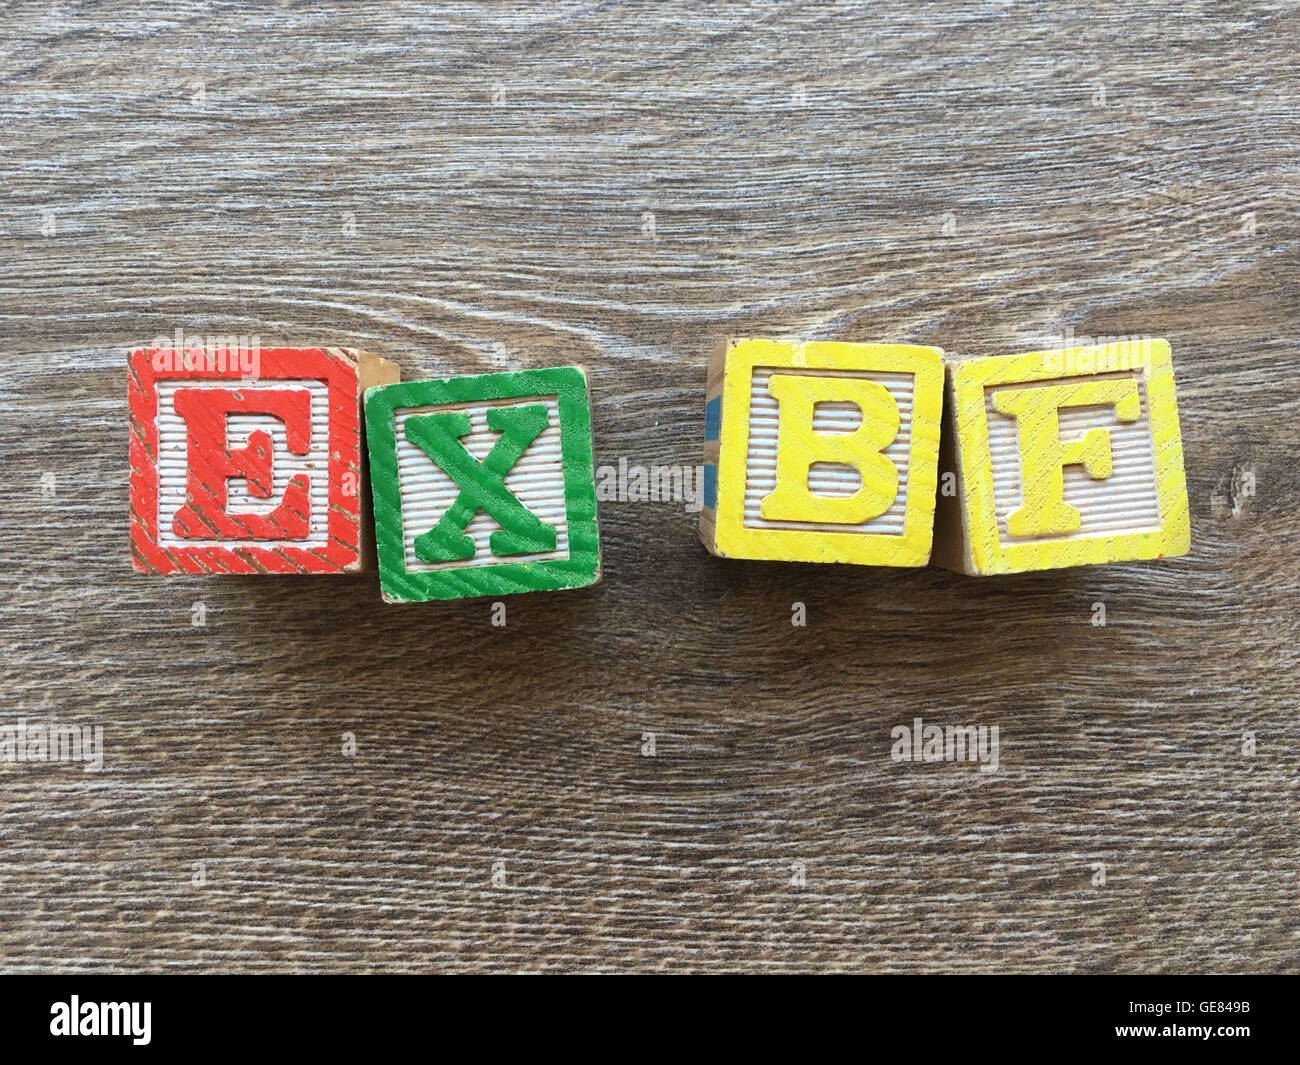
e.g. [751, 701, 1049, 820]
[950, 339, 1190, 574]
[714, 339, 945, 566]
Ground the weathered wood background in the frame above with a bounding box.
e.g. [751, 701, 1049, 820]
[1, 1, 1296, 973]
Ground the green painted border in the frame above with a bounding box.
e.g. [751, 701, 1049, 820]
[364, 366, 601, 603]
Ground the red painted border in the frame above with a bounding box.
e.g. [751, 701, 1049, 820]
[128, 348, 360, 574]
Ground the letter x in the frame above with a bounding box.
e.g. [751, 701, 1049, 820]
[405, 404, 557, 563]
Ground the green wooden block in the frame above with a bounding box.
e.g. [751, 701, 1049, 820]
[364, 366, 602, 603]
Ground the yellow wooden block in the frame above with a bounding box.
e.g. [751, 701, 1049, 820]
[699, 338, 945, 565]
[933, 338, 1190, 574]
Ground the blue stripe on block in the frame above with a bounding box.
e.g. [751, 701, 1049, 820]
[704, 396, 722, 441]
[703, 463, 717, 510]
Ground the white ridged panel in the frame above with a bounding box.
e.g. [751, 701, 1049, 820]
[985, 375, 1161, 543]
[395, 396, 569, 572]
[156, 379, 330, 548]
[743, 368, 914, 536]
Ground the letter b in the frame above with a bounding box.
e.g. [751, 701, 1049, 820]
[760, 374, 900, 524]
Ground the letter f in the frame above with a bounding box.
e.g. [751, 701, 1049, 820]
[992, 379, 1141, 536]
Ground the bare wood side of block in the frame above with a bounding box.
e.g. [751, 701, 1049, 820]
[335, 348, 401, 572]
[931, 369, 976, 574]
[698, 338, 731, 556]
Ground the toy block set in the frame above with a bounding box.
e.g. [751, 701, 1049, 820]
[364, 366, 600, 603]
[129, 346, 398, 575]
[931, 339, 1189, 574]
[126, 334, 1189, 602]
[700, 338, 945, 567]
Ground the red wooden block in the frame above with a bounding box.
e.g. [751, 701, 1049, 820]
[128, 346, 398, 574]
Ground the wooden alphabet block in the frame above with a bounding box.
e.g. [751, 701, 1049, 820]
[933, 338, 1189, 574]
[129, 346, 399, 574]
[699, 339, 945, 565]
[364, 366, 601, 603]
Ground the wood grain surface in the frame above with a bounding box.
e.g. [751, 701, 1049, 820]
[1, 1, 1297, 973]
